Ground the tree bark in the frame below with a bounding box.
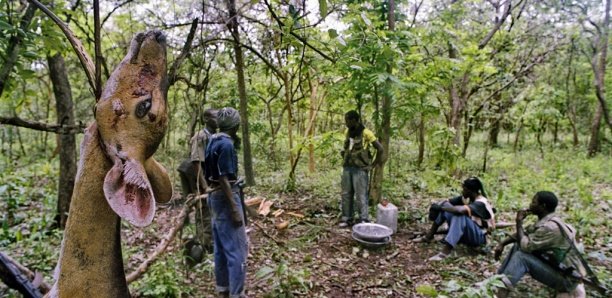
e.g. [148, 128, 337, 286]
[417, 112, 425, 167]
[0, 4, 37, 97]
[308, 74, 317, 174]
[48, 53, 77, 229]
[586, 0, 611, 156]
[370, 0, 395, 203]
[588, 104, 603, 157]
[227, 0, 255, 185]
[489, 119, 501, 148]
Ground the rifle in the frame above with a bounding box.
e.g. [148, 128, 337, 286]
[236, 177, 248, 225]
[547, 218, 608, 295]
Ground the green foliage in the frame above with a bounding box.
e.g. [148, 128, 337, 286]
[255, 261, 312, 297]
[132, 256, 188, 297]
[459, 275, 506, 298]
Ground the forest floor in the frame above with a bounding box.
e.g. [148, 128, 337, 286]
[121, 189, 611, 298]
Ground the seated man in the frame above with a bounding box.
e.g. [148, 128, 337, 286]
[424, 177, 496, 261]
[493, 191, 587, 298]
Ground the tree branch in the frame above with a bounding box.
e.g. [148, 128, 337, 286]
[0, 116, 86, 134]
[478, 0, 518, 49]
[262, 0, 335, 63]
[126, 196, 201, 283]
[168, 18, 199, 86]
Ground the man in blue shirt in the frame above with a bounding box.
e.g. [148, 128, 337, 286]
[204, 107, 247, 298]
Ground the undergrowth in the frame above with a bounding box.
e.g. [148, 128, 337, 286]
[0, 132, 610, 297]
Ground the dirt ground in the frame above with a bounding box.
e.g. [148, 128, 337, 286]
[122, 191, 602, 298]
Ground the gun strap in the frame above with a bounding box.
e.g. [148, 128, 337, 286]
[549, 218, 601, 287]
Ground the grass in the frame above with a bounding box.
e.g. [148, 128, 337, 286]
[0, 131, 610, 296]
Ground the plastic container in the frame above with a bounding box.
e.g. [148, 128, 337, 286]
[376, 201, 398, 233]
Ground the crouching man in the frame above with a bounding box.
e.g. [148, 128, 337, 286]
[494, 191, 590, 297]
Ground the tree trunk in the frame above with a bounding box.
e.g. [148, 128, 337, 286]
[283, 74, 295, 169]
[565, 39, 579, 147]
[0, 4, 37, 97]
[489, 119, 501, 148]
[370, 0, 395, 204]
[227, 0, 255, 185]
[513, 120, 523, 153]
[417, 112, 425, 167]
[48, 53, 77, 229]
[591, 0, 612, 133]
[587, 104, 603, 157]
[308, 74, 317, 174]
[462, 113, 473, 156]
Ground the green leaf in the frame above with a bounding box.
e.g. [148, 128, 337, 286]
[444, 279, 462, 293]
[328, 28, 338, 38]
[416, 284, 438, 297]
[255, 266, 275, 279]
[0, 20, 12, 30]
[319, 0, 328, 17]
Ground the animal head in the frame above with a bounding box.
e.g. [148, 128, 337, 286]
[95, 30, 169, 227]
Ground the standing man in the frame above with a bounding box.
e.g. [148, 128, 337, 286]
[205, 107, 248, 298]
[178, 108, 217, 254]
[191, 108, 218, 194]
[493, 191, 588, 297]
[339, 110, 384, 227]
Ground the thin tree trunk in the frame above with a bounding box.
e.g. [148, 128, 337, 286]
[489, 120, 501, 148]
[308, 74, 317, 174]
[370, 0, 395, 204]
[463, 113, 474, 156]
[588, 104, 603, 157]
[513, 120, 523, 153]
[565, 39, 579, 147]
[417, 112, 425, 167]
[283, 74, 295, 167]
[227, 0, 255, 185]
[48, 53, 77, 229]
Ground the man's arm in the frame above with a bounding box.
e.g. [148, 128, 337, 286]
[516, 210, 527, 244]
[219, 175, 242, 226]
[494, 233, 517, 260]
[372, 139, 384, 166]
[192, 161, 206, 193]
[430, 201, 470, 215]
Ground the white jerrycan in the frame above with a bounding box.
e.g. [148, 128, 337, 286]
[376, 200, 398, 233]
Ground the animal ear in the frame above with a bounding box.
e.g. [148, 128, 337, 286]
[144, 158, 173, 204]
[103, 158, 156, 227]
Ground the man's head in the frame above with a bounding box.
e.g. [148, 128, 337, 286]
[530, 191, 558, 215]
[462, 177, 486, 199]
[217, 107, 241, 149]
[202, 108, 218, 131]
[344, 110, 360, 130]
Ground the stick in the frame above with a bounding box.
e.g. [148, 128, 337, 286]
[252, 221, 285, 246]
[125, 196, 203, 283]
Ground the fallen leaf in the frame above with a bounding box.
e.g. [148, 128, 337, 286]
[275, 220, 289, 230]
[286, 211, 304, 218]
[258, 199, 273, 216]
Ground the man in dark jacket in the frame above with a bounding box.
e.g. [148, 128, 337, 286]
[205, 107, 247, 298]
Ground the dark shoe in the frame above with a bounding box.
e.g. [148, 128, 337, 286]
[356, 219, 370, 224]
